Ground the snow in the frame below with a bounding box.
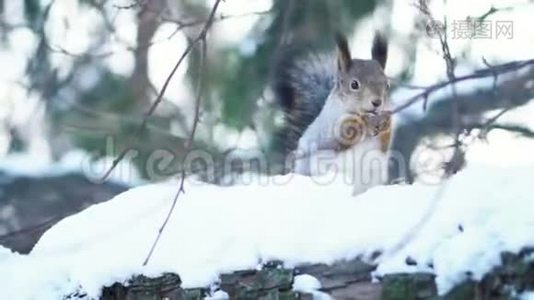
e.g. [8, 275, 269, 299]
[205, 290, 229, 300]
[293, 274, 330, 299]
[293, 274, 321, 292]
[520, 292, 534, 300]
[0, 164, 533, 299]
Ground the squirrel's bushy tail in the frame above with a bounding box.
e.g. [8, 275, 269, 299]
[272, 51, 336, 153]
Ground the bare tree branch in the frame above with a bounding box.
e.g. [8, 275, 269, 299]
[384, 2, 534, 262]
[101, 0, 221, 181]
[390, 66, 534, 183]
[113, 0, 147, 10]
[485, 124, 534, 138]
[392, 59, 534, 114]
[141, 0, 221, 266]
[164, 9, 272, 39]
[469, 122, 534, 139]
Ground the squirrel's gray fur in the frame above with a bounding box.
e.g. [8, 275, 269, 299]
[273, 52, 336, 153]
[273, 33, 388, 156]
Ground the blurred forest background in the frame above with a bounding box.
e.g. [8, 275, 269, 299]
[1, 0, 534, 184]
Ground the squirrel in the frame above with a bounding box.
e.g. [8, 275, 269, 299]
[273, 33, 392, 195]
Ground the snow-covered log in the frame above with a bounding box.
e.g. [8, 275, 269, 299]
[0, 164, 533, 299]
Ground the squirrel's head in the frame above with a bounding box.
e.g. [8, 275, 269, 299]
[333, 33, 389, 114]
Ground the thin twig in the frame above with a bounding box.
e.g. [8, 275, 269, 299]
[477, 123, 534, 138]
[381, 0, 463, 265]
[142, 0, 219, 266]
[468, 106, 514, 140]
[165, 9, 272, 39]
[392, 59, 534, 114]
[434, 15, 464, 177]
[396, 1, 534, 115]
[113, 0, 147, 10]
[482, 57, 499, 91]
[101, 0, 222, 181]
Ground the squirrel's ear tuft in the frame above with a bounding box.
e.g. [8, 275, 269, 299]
[371, 32, 388, 70]
[335, 32, 352, 73]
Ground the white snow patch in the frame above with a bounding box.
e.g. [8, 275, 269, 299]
[293, 274, 321, 292]
[519, 291, 534, 300]
[0, 164, 533, 298]
[293, 274, 330, 299]
[205, 290, 229, 300]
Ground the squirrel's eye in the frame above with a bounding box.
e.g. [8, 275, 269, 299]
[386, 81, 390, 90]
[350, 80, 360, 90]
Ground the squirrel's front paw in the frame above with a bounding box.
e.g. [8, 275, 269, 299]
[377, 111, 392, 133]
[362, 111, 392, 137]
[362, 113, 380, 136]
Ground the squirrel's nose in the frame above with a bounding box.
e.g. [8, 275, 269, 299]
[371, 99, 382, 107]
